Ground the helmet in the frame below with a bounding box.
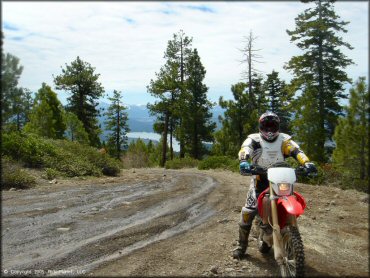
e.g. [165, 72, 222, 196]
[259, 112, 280, 142]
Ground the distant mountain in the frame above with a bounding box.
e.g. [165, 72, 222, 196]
[97, 102, 225, 141]
[98, 103, 154, 133]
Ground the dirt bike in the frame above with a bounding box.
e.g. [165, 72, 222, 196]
[248, 161, 313, 277]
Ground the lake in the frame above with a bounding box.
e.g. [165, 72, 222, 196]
[127, 132, 180, 152]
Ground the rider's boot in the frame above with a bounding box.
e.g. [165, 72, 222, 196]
[232, 224, 251, 259]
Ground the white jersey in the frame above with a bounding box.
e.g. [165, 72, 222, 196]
[239, 133, 291, 168]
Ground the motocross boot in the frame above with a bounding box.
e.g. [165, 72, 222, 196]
[232, 224, 251, 259]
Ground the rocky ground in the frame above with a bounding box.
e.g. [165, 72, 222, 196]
[2, 168, 369, 277]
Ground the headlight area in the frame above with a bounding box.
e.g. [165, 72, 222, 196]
[277, 183, 292, 196]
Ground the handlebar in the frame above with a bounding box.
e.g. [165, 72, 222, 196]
[248, 164, 267, 175]
[243, 163, 317, 177]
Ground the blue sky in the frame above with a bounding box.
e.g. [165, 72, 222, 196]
[2, 1, 368, 105]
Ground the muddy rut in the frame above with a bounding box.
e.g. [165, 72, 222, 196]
[2, 170, 218, 274]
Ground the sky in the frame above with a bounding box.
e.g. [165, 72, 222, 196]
[2, 1, 368, 105]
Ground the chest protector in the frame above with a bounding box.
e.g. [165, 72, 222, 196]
[248, 133, 290, 168]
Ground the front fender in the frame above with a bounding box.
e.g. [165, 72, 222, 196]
[277, 193, 306, 216]
[277, 192, 306, 229]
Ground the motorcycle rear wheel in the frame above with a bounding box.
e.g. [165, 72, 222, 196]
[280, 226, 305, 277]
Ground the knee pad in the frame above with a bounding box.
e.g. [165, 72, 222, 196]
[240, 207, 257, 226]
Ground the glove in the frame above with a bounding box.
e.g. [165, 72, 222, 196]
[304, 162, 317, 175]
[240, 160, 251, 175]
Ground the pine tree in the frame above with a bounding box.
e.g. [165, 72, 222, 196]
[264, 70, 293, 133]
[1, 52, 34, 131]
[147, 30, 192, 165]
[147, 64, 178, 166]
[1, 52, 24, 129]
[211, 121, 235, 157]
[333, 77, 369, 182]
[219, 82, 249, 150]
[218, 72, 266, 155]
[290, 84, 322, 161]
[215, 31, 267, 157]
[251, 73, 268, 116]
[285, 0, 354, 162]
[64, 111, 89, 144]
[9, 88, 34, 131]
[104, 90, 130, 159]
[166, 30, 193, 158]
[54, 56, 104, 147]
[21, 88, 34, 125]
[24, 83, 66, 139]
[183, 48, 216, 159]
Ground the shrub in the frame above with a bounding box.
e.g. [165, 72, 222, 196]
[165, 157, 199, 169]
[101, 158, 121, 176]
[2, 132, 57, 167]
[198, 156, 239, 172]
[2, 157, 36, 189]
[44, 168, 60, 180]
[122, 151, 151, 168]
[44, 140, 121, 177]
[321, 163, 368, 192]
[1, 132, 121, 178]
[121, 139, 156, 168]
[285, 158, 369, 192]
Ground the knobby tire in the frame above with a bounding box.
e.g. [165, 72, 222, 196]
[281, 226, 305, 277]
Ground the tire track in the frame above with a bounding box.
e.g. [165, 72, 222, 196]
[2, 171, 219, 273]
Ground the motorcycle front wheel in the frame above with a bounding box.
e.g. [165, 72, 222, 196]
[280, 226, 305, 277]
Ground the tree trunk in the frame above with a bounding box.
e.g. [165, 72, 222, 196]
[193, 120, 198, 159]
[317, 0, 326, 163]
[179, 121, 185, 158]
[179, 36, 185, 158]
[170, 92, 174, 160]
[360, 136, 365, 180]
[161, 111, 169, 167]
[78, 90, 85, 129]
[116, 102, 120, 160]
[16, 112, 21, 131]
[248, 44, 253, 109]
[238, 102, 243, 147]
[170, 119, 173, 160]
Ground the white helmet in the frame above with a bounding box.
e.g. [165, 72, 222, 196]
[259, 112, 280, 142]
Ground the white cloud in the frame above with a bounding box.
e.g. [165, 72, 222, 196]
[2, 1, 368, 105]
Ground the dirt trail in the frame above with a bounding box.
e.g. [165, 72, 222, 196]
[2, 168, 368, 277]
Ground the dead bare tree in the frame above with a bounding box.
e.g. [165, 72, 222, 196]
[238, 30, 264, 110]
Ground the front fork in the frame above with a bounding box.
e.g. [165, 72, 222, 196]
[269, 185, 297, 265]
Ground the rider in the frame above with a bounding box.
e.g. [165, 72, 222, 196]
[233, 111, 317, 259]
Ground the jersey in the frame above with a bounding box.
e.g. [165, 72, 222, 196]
[238, 133, 310, 167]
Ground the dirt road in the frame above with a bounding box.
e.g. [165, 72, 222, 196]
[2, 168, 368, 277]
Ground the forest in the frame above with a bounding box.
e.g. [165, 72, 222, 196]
[2, 0, 369, 192]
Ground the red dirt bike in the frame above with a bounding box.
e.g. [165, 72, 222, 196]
[249, 162, 313, 277]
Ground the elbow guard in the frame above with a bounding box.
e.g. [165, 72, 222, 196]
[292, 149, 310, 165]
[283, 139, 310, 165]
